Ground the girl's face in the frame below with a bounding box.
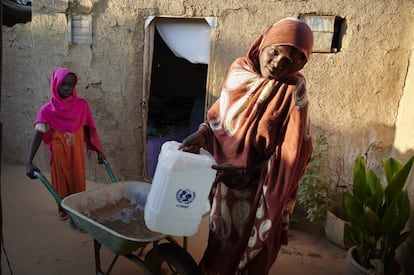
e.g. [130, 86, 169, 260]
[259, 45, 304, 80]
[58, 73, 76, 99]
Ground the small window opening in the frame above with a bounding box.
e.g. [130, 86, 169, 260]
[68, 15, 92, 45]
[2, 0, 32, 27]
[300, 15, 345, 53]
[332, 17, 345, 52]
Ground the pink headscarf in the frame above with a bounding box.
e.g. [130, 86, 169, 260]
[35, 68, 104, 154]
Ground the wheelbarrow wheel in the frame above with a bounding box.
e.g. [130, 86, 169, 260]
[144, 243, 199, 275]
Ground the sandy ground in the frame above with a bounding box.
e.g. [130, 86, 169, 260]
[1, 164, 347, 274]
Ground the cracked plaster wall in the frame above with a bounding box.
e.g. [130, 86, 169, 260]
[2, 0, 414, 269]
[2, 0, 414, 236]
[2, 0, 414, 186]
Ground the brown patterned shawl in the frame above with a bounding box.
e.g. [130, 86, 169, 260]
[199, 18, 314, 274]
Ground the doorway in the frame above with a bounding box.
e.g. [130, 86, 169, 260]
[143, 17, 213, 178]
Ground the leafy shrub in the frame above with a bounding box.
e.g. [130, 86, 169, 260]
[298, 134, 331, 223]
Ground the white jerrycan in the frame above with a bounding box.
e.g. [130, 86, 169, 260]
[144, 141, 216, 236]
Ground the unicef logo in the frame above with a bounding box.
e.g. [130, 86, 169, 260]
[176, 189, 196, 205]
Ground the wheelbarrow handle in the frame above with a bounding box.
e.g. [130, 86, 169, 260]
[34, 160, 117, 205]
[103, 159, 117, 183]
[34, 170, 63, 205]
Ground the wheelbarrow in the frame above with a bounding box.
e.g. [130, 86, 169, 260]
[34, 160, 199, 275]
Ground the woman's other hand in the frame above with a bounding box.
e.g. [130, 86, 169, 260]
[212, 163, 263, 188]
[212, 164, 243, 183]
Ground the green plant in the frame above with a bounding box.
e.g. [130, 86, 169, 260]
[298, 134, 331, 223]
[343, 155, 413, 275]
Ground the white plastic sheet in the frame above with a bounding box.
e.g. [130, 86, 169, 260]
[155, 19, 211, 64]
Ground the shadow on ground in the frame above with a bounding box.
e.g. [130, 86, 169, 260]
[1, 164, 346, 275]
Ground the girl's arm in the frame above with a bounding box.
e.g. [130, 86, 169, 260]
[26, 131, 43, 179]
[84, 126, 106, 164]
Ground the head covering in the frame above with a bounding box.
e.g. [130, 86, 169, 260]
[203, 17, 313, 167]
[35, 68, 104, 153]
[248, 18, 314, 72]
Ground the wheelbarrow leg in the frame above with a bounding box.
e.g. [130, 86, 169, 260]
[93, 239, 120, 275]
[124, 253, 153, 275]
[105, 254, 120, 275]
[94, 239, 104, 275]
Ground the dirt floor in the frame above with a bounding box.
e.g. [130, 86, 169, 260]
[1, 164, 347, 274]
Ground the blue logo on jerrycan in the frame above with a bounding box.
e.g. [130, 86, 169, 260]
[176, 189, 196, 208]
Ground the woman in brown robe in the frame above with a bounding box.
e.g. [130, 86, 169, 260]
[180, 18, 314, 275]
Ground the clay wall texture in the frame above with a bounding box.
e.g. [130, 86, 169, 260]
[2, 0, 414, 268]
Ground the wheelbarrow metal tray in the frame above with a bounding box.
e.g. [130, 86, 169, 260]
[61, 180, 166, 255]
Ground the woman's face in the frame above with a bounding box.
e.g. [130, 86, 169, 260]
[259, 45, 304, 80]
[58, 73, 76, 99]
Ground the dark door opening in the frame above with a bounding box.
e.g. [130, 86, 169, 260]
[146, 25, 208, 178]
